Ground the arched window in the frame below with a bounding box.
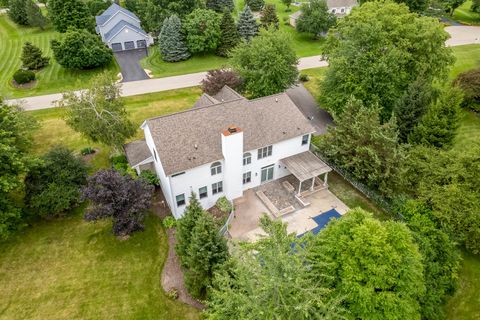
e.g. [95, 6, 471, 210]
[211, 162, 222, 175]
[243, 152, 252, 166]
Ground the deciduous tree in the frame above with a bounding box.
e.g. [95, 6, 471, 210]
[201, 69, 243, 95]
[21, 42, 49, 70]
[282, 0, 292, 11]
[260, 3, 279, 30]
[159, 15, 190, 62]
[183, 8, 221, 54]
[237, 5, 258, 41]
[216, 10, 240, 57]
[82, 169, 154, 237]
[307, 209, 425, 320]
[51, 29, 113, 69]
[230, 30, 298, 98]
[47, 0, 94, 33]
[320, 1, 454, 119]
[296, 0, 336, 39]
[454, 68, 480, 111]
[25, 146, 88, 218]
[60, 73, 136, 149]
[206, 0, 234, 12]
[26, 0, 47, 29]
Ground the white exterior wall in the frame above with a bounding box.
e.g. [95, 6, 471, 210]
[100, 12, 140, 40]
[222, 130, 244, 201]
[330, 6, 354, 15]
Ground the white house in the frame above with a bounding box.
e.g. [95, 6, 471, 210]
[124, 86, 331, 219]
[95, 3, 154, 52]
[289, 0, 358, 27]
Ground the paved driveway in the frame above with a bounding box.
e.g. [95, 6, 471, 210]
[114, 49, 149, 82]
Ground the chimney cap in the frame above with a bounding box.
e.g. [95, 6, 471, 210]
[223, 125, 242, 136]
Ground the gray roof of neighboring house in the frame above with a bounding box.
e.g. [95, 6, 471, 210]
[104, 20, 148, 42]
[145, 89, 316, 176]
[192, 93, 220, 109]
[289, 10, 302, 20]
[123, 139, 152, 167]
[96, 3, 139, 26]
[212, 85, 246, 102]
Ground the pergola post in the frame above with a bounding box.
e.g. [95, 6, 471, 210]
[298, 180, 302, 196]
[310, 177, 315, 191]
[324, 172, 329, 186]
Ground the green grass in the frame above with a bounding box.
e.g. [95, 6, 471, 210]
[0, 209, 199, 320]
[445, 251, 480, 320]
[450, 44, 480, 79]
[452, 1, 480, 25]
[0, 15, 119, 99]
[29, 87, 201, 170]
[142, 0, 324, 77]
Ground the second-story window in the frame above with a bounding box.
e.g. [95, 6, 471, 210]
[302, 134, 309, 145]
[243, 152, 251, 166]
[257, 145, 272, 160]
[211, 161, 222, 176]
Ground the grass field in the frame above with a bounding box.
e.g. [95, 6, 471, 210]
[0, 209, 199, 320]
[142, 0, 324, 77]
[0, 15, 119, 99]
[452, 1, 480, 25]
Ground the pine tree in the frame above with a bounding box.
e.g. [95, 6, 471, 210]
[260, 3, 279, 30]
[217, 10, 240, 57]
[48, 0, 94, 33]
[175, 192, 204, 266]
[237, 6, 258, 41]
[26, 0, 47, 30]
[246, 0, 264, 11]
[206, 0, 234, 12]
[21, 42, 49, 70]
[159, 15, 190, 62]
[184, 212, 228, 298]
[8, 0, 28, 25]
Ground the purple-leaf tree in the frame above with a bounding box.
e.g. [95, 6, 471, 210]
[82, 169, 154, 237]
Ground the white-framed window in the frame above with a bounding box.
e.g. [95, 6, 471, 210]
[211, 161, 222, 175]
[212, 181, 223, 194]
[243, 172, 251, 184]
[243, 152, 252, 166]
[199, 186, 208, 199]
[176, 194, 185, 207]
[257, 145, 272, 159]
[302, 134, 309, 145]
[331, 9, 336, 13]
[341, 8, 345, 13]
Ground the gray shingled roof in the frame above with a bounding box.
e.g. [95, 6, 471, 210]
[290, 0, 358, 19]
[123, 139, 152, 167]
[146, 91, 316, 176]
[96, 3, 139, 26]
[104, 20, 148, 42]
[212, 85, 246, 102]
[192, 93, 220, 109]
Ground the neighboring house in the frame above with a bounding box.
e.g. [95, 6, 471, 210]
[124, 86, 329, 219]
[95, 3, 153, 52]
[289, 0, 358, 27]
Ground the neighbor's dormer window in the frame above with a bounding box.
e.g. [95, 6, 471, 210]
[211, 162, 222, 175]
[243, 152, 252, 166]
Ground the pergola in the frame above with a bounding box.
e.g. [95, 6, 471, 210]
[282, 151, 332, 195]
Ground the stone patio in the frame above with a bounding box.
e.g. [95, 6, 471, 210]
[229, 179, 349, 242]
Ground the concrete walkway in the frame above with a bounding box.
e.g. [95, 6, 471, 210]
[6, 26, 480, 111]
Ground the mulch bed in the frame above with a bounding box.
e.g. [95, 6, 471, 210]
[11, 79, 37, 89]
[81, 148, 99, 163]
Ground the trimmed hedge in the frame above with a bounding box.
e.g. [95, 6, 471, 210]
[13, 69, 35, 84]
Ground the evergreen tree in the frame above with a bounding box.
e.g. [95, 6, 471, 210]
[206, 0, 234, 12]
[394, 77, 436, 143]
[184, 212, 229, 298]
[21, 42, 49, 70]
[159, 15, 190, 62]
[26, 0, 47, 29]
[237, 6, 258, 41]
[409, 86, 462, 148]
[216, 10, 240, 57]
[175, 192, 204, 266]
[245, 0, 264, 11]
[260, 3, 279, 30]
[48, 0, 94, 33]
[8, 0, 28, 25]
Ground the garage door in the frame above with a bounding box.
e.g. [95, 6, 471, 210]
[124, 41, 135, 50]
[111, 43, 122, 52]
[137, 40, 147, 48]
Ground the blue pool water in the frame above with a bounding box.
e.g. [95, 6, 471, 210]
[298, 209, 341, 237]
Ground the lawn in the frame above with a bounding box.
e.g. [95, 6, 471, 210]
[0, 14, 119, 99]
[452, 0, 480, 25]
[0, 209, 199, 320]
[142, 0, 324, 77]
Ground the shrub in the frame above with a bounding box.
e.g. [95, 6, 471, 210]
[162, 216, 176, 229]
[80, 147, 95, 155]
[139, 170, 160, 186]
[454, 68, 480, 112]
[13, 69, 35, 84]
[216, 196, 233, 213]
[166, 288, 179, 299]
[299, 73, 309, 82]
[201, 69, 243, 95]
